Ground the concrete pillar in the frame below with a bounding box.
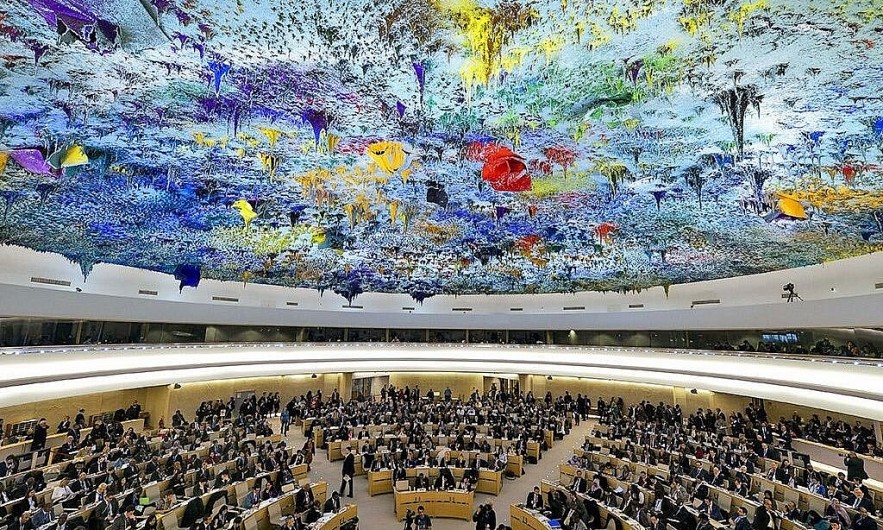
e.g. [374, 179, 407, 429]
[519, 374, 533, 395]
[338, 373, 353, 400]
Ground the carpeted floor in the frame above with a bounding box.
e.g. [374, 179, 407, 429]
[276, 418, 595, 530]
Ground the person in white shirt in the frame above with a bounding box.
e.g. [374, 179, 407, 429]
[52, 480, 75, 503]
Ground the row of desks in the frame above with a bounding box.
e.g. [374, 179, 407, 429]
[587, 432, 883, 520]
[237, 483, 338, 530]
[324, 435, 545, 462]
[0, 418, 147, 481]
[367, 467, 503, 496]
[540, 480, 643, 530]
[159, 477, 325, 530]
[0, 419, 146, 462]
[3, 432, 294, 522]
[570, 449, 876, 530]
[510, 503, 557, 530]
[393, 489, 474, 521]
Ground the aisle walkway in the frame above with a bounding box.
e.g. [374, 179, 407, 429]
[281, 419, 595, 530]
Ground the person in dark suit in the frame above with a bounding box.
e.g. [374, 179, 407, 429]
[71, 472, 92, 495]
[194, 515, 212, 530]
[0, 455, 18, 477]
[56, 416, 71, 434]
[700, 497, 724, 522]
[95, 493, 121, 530]
[848, 489, 873, 512]
[414, 473, 430, 490]
[754, 499, 776, 530]
[54, 513, 70, 530]
[339, 449, 355, 498]
[647, 512, 664, 530]
[526, 487, 543, 510]
[11, 512, 35, 530]
[110, 506, 135, 530]
[242, 486, 261, 509]
[31, 503, 56, 527]
[696, 513, 714, 530]
[689, 462, 708, 482]
[304, 501, 322, 524]
[852, 508, 876, 530]
[484, 502, 497, 530]
[733, 507, 751, 530]
[570, 470, 587, 494]
[30, 419, 49, 451]
[323, 491, 341, 513]
[843, 453, 868, 481]
[280, 515, 302, 530]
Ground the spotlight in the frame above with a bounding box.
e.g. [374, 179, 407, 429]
[689, 388, 698, 394]
[173, 383, 182, 389]
[311, 373, 318, 379]
[547, 375, 553, 381]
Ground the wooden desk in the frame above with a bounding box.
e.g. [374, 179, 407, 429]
[368, 469, 393, 496]
[527, 441, 542, 462]
[394, 489, 474, 521]
[478, 469, 503, 495]
[399, 466, 502, 495]
[290, 463, 309, 483]
[313, 504, 358, 530]
[508, 454, 524, 477]
[301, 418, 315, 436]
[540, 480, 642, 530]
[327, 440, 362, 462]
[511, 504, 555, 530]
[232, 482, 328, 530]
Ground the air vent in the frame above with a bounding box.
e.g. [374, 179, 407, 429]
[30, 277, 71, 287]
[510, 307, 523, 312]
[342, 304, 363, 309]
[628, 304, 644, 308]
[402, 306, 415, 311]
[691, 299, 720, 306]
[286, 301, 299, 306]
[780, 293, 800, 298]
[875, 282, 882, 289]
[452, 307, 472, 312]
[212, 296, 239, 303]
[563, 306, 585, 311]
[138, 289, 158, 296]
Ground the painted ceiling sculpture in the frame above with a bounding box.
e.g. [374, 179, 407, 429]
[0, 0, 882, 301]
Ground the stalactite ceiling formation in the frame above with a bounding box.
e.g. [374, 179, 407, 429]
[0, 0, 882, 301]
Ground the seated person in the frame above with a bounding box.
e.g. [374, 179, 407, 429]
[526, 486, 544, 510]
[304, 501, 322, 524]
[414, 473, 430, 490]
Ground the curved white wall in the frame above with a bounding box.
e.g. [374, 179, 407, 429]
[2, 343, 883, 420]
[1, 245, 882, 329]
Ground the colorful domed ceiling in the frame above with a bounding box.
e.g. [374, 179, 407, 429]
[0, 0, 882, 301]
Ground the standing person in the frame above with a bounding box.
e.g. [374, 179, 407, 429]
[280, 409, 290, 437]
[484, 502, 497, 530]
[339, 448, 355, 498]
[473, 504, 490, 530]
[30, 418, 49, 451]
[302, 438, 315, 464]
[843, 452, 868, 481]
[414, 506, 432, 530]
